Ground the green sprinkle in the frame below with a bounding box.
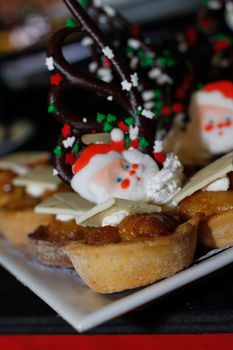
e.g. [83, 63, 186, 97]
[96, 112, 106, 123]
[124, 136, 130, 148]
[107, 114, 117, 123]
[79, 0, 89, 7]
[124, 117, 134, 126]
[103, 122, 113, 132]
[154, 89, 162, 99]
[166, 58, 176, 66]
[139, 137, 149, 148]
[154, 101, 163, 110]
[53, 146, 63, 156]
[136, 108, 141, 116]
[141, 56, 154, 68]
[137, 50, 145, 59]
[72, 143, 80, 153]
[65, 17, 76, 28]
[48, 102, 58, 114]
[163, 117, 170, 124]
[158, 57, 166, 66]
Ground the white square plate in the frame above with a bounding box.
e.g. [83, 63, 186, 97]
[0, 238, 233, 333]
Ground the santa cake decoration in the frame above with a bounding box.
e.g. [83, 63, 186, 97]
[165, 80, 233, 165]
[46, 0, 184, 205]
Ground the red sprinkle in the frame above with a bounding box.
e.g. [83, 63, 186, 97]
[129, 170, 136, 176]
[132, 164, 139, 169]
[129, 139, 139, 148]
[161, 106, 171, 116]
[118, 121, 129, 132]
[121, 179, 130, 189]
[65, 152, 76, 165]
[50, 73, 63, 86]
[62, 124, 71, 138]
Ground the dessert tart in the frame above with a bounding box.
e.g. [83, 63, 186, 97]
[62, 213, 200, 293]
[28, 192, 201, 292]
[173, 152, 233, 248]
[0, 163, 67, 245]
[29, 192, 161, 267]
[0, 151, 49, 207]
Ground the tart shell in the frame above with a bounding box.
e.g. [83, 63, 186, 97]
[63, 214, 201, 293]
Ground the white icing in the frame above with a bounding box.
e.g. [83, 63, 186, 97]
[55, 214, 74, 222]
[146, 154, 183, 204]
[203, 176, 230, 192]
[102, 210, 128, 226]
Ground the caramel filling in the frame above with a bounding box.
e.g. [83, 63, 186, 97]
[30, 213, 179, 246]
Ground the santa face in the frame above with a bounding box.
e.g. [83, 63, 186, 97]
[71, 149, 159, 203]
[197, 104, 233, 154]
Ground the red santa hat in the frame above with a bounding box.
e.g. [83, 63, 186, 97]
[193, 80, 233, 111]
[72, 128, 125, 175]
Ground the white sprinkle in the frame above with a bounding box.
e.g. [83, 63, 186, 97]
[93, 0, 103, 7]
[45, 56, 54, 71]
[83, 118, 87, 123]
[53, 168, 58, 176]
[107, 96, 113, 101]
[121, 80, 132, 91]
[102, 46, 114, 60]
[148, 67, 161, 79]
[99, 14, 108, 24]
[226, 2, 233, 11]
[81, 36, 93, 46]
[207, 0, 221, 10]
[137, 105, 142, 111]
[141, 109, 155, 119]
[129, 57, 139, 69]
[89, 61, 98, 73]
[98, 67, 113, 83]
[144, 101, 155, 110]
[130, 72, 139, 87]
[63, 136, 75, 149]
[153, 140, 164, 153]
[128, 38, 141, 50]
[129, 125, 139, 140]
[178, 42, 188, 52]
[157, 73, 173, 85]
[103, 5, 116, 17]
[142, 90, 154, 101]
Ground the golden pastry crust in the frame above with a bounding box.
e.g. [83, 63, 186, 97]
[0, 209, 53, 245]
[198, 209, 233, 248]
[63, 215, 201, 294]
